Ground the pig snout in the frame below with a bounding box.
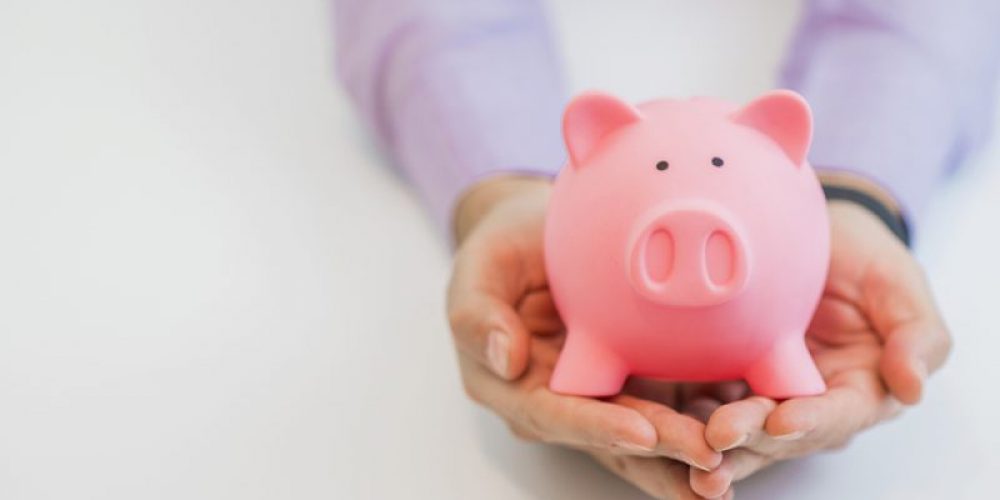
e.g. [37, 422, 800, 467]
[628, 201, 750, 307]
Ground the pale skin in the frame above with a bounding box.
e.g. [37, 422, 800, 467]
[447, 175, 951, 499]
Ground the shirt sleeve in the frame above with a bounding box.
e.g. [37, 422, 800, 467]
[332, 0, 567, 229]
[781, 0, 1000, 222]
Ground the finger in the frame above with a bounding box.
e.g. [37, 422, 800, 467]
[462, 359, 659, 453]
[763, 370, 898, 452]
[880, 321, 951, 405]
[709, 371, 898, 460]
[705, 396, 776, 452]
[614, 395, 723, 470]
[679, 383, 750, 425]
[447, 226, 552, 380]
[808, 293, 869, 338]
[690, 450, 768, 499]
[516, 288, 565, 335]
[588, 450, 715, 500]
[448, 291, 531, 380]
[864, 259, 951, 404]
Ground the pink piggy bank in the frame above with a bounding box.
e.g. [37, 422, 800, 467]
[545, 90, 829, 399]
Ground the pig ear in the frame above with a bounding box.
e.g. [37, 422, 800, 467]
[732, 90, 812, 167]
[563, 91, 642, 166]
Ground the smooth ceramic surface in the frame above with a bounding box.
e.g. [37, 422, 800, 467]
[547, 91, 828, 398]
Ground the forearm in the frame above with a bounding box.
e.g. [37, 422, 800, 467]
[782, 0, 1000, 225]
[333, 0, 566, 230]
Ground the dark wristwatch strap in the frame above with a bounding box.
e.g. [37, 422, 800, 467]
[822, 184, 911, 247]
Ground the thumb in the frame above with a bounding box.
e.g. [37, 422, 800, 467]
[447, 241, 537, 380]
[880, 321, 951, 404]
[447, 292, 532, 380]
[867, 259, 952, 405]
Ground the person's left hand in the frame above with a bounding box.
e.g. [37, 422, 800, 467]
[687, 200, 952, 498]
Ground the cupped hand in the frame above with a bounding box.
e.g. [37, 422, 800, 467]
[447, 176, 726, 499]
[688, 200, 952, 498]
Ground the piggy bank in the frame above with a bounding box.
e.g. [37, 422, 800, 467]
[545, 90, 829, 399]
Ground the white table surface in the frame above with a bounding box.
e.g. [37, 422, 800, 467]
[1, 1, 998, 499]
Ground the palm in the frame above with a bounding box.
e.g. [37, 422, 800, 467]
[762, 204, 908, 457]
[798, 291, 892, 453]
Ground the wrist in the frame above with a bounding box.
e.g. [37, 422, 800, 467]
[818, 171, 910, 246]
[452, 174, 552, 244]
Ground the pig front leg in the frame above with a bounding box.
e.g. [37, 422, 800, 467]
[743, 336, 826, 399]
[549, 332, 628, 397]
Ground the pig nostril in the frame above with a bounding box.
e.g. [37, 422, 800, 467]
[645, 229, 674, 283]
[705, 231, 735, 287]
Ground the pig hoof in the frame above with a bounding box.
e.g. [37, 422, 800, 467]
[549, 333, 628, 396]
[744, 337, 826, 399]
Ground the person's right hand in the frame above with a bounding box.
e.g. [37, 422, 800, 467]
[447, 175, 727, 499]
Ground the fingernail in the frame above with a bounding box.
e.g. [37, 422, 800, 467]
[688, 454, 721, 472]
[720, 433, 749, 451]
[772, 430, 806, 441]
[611, 440, 656, 454]
[487, 330, 510, 378]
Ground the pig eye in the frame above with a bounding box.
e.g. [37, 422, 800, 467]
[711, 157, 725, 167]
[655, 161, 669, 171]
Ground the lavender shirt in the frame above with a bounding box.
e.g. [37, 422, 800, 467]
[334, 0, 1000, 230]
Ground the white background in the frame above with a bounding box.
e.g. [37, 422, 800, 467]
[1, 1, 998, 499]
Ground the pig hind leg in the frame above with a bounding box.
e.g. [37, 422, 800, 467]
[549, 332, 628, 397]
[743, 336, 826, 399]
